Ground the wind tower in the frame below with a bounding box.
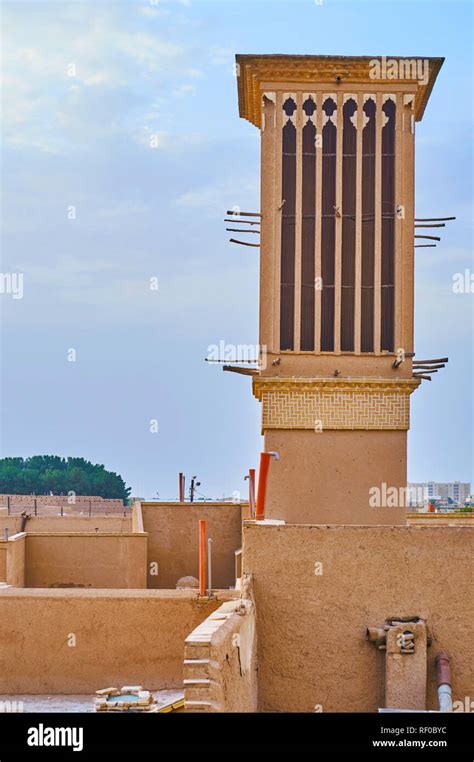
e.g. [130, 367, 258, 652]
[232, 54, 448, 524]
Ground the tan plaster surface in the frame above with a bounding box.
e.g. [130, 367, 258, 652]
[243, 523, 473, 712]
[0, 588, 238, 693]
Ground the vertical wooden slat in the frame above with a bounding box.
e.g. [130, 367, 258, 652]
[401, 94, 415, 355]
[279, 93, 297, 350]
[381, 95, 396, 351]
[294, 92, 303, 351]
[334, 92, 343, 353]
[354, 93, 363, 354]
[273, 92, 283, 352]
[260, 92, 277, 354]
[314, 91, 323, 353]
[300, 93, 317, 351]
[361, 95, 376, 352]
[340, 95, 357, 352]
[394, 95, 403, 353]
[320, 94, 337, 352]
[374, 93, 382, 354]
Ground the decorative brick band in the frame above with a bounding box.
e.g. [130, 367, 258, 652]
[252, 377, 420, 431]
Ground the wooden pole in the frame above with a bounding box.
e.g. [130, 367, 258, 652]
[223, 365, 258, 376]
[414, 217, 455, 222]
[412, 364, 445, 370]
[229, 238, 260, 248]
[225, 210, 261, 217]
[226, 228, 260, 234]
[413, 358, 448, 364]
[224, 219, 260, 225]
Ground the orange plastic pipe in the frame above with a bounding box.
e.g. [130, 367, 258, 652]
[255, 453, 272, 521]
[199, 519, 207, 597]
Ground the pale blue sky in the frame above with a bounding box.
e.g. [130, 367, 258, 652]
[1, 0, 472, 499]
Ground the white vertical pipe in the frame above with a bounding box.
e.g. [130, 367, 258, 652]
[249, 478, 255, 518]
[438, 685, 452, 712]
[207, 538, 213, 597]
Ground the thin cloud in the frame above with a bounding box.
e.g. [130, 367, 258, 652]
[1, 3, 196, 154]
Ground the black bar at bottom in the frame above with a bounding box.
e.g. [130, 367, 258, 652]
[0, 711, 472, 758]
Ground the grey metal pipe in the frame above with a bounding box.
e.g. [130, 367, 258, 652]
[245, 474, 256, 518]
[438, 685, 452, 712]
[207, 538, 213, 597]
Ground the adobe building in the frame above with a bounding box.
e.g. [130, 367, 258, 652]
[226, 54, 472, 714]
[0, 55, 471, 717]
[235, 54, 445, 524]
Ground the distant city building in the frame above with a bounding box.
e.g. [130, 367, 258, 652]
[408, 482, 471, 507]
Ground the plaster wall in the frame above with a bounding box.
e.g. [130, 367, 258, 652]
[407, 513, 474, 526]
[140, 502, 242, 589]
[264, 429, 407, 524]
[0, 588, 236, 693]
[0, 533, 25, 587]
[243, 523, 473, 711]
[0, 495, 126, 515]
[0, 515, 132, 535]
[25, 533, 147, 588]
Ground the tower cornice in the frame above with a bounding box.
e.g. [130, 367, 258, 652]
[252, 376, 421, 401]
[236, 54, 444, 128]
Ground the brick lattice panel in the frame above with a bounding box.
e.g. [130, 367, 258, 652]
[262, 390, 410, 430]
[253, 377, 420, 432]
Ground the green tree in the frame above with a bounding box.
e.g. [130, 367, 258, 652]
[0, 456, 131, 503]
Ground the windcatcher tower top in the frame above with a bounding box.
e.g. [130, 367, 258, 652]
[236, 54, 443, 128]
[234, 54, 444, 524]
